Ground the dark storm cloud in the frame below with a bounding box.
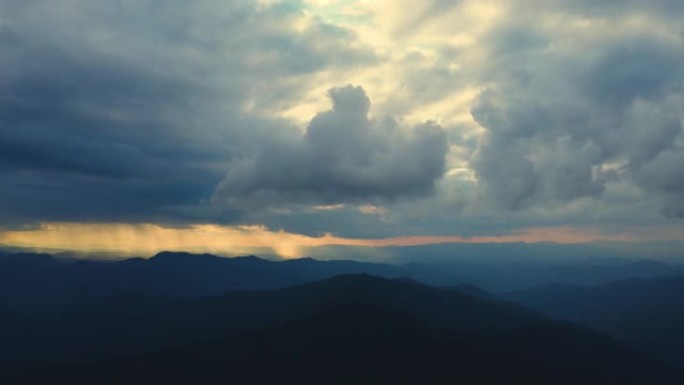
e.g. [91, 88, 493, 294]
[0, 26, 230, 224]
[0, 0, 376, 227]
[213, 85, 449, 206]
[0, 172, 229, 224]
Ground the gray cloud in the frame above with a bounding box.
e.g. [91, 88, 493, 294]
[469, 24, 684, 214]
[1, 0, 683, 242]
[0, 0, 375, 227]
[518, 0, 684, 15]
[213, 85, 449, 206]
[238, 1, 684, 238]
[582, 38, 684, 110]
[471, 135, 538, 210]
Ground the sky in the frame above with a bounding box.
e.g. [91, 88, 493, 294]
[1, 0, 684, 259]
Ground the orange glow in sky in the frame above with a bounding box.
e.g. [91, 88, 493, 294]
[2, 222, 683, 259]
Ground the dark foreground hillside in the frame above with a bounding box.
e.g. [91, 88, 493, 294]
[2, 275, 679, 385]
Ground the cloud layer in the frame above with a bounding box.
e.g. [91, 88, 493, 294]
[1, 0, 684, 248]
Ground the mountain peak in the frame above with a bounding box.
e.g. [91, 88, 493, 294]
[231, 255, 267, 262]
[150, 251, 222, 262]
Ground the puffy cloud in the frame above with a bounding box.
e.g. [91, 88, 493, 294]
[0, 0, 375, 226]
[213, 85, 448, 206]
[471, 135, 538, 210]
[469, 21, 684, 215]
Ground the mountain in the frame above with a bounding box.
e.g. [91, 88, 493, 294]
[504, 275, 684, 368]
[5, 250, 683, 313]
[0, 251, 407, 312]
[407, 258, 684, 291]
[2, 275, 678, 384]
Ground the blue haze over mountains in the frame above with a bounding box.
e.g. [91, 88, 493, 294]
[2, 249, 684, 383]
[2, 248, 683, 313]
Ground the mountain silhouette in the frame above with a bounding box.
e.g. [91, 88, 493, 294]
[3, 250, 683, 313]
[2, 274, 678, 384]
[408, 258, 684, 291]
[504, 275, 684, 368]
[0, 251, 406, 312]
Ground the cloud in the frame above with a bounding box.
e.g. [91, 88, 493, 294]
[634, 148, 684, 217]
[1, 0, 684, 245]
[0, 0, 375, 227]
[469, 21, 684, 214]
[213, 85, 448, 206]
[517, 0, 684, 16]
[471, 135, 539, 210]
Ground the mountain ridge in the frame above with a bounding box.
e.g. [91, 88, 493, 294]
[3, 273, 678, 385]
[504, 274, 684, 368]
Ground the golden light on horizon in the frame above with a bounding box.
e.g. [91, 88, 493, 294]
[2, 222, 683, 259]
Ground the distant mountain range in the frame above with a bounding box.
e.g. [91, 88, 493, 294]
[2, 250, 683, 313]
[3, 274, 678, 385]
[0, 251, 406, 312]
[2, 249, 684, 383]
[408, 258, 684, 291]
[504, 275, 684, 369]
